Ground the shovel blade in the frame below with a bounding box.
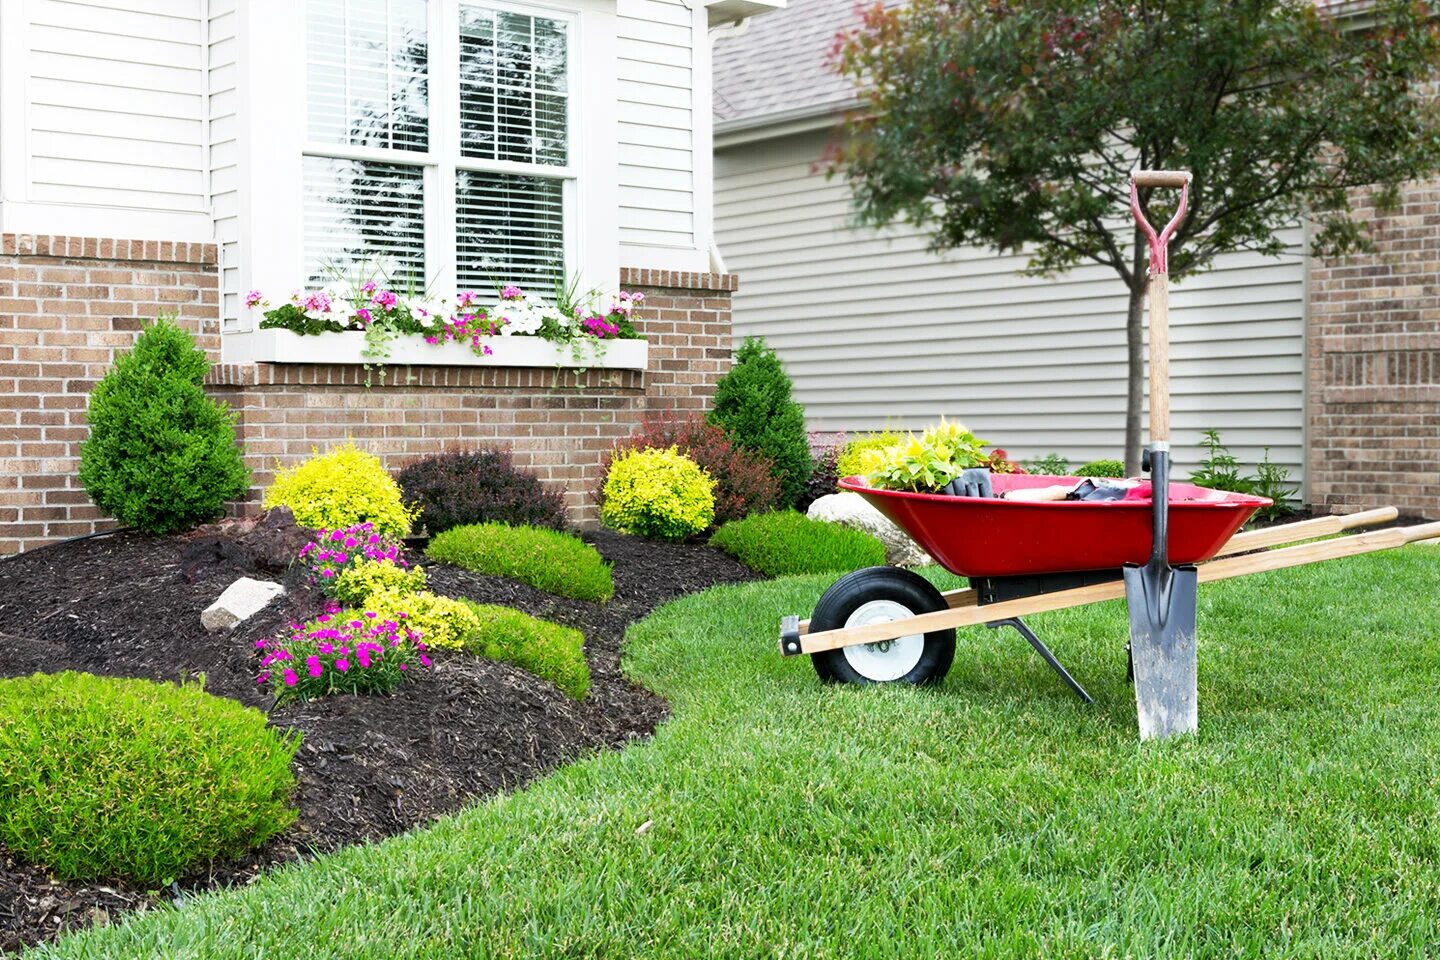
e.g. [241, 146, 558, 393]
[1123, 564, 1199, 740]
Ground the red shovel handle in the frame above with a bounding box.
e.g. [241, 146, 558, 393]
[1129, 170, 1191, 276]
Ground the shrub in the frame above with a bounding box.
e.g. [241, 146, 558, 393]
[600, 447, 715, 541]
[860, 419, 989, 492]
[1250, 448, 1298, 522]
[1189, 429, 1250, 492]
[297, 522, 417, 598]
[710, 510, 886, 577]
[428, 522, 614, 602]
[397, 448, 568, 535]
[708, 337, 813, 506]
[1075, 458, 1126, 478]
[361, 588, 483, 651]
[333, 558, 427, 607]
[462, 601, 590, 700]
[263, 443, 416, 538]
[836, 430, 903, 480]
[78, 319, 250, 535]
[259, 602, 430, 704]
[1028, 453, 1071, 475]
[797, 434, 842, 512]
[0, 672, 299, 885]
[599, 412, 779, 525]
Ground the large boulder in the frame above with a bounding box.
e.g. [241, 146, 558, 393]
[807, 492, 929, 568]
[201, 577, 286, 632]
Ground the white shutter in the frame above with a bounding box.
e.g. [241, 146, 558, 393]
[303, 157, 427, 286]
[307, 0, 429, 153]
[455, 171, 564, 290]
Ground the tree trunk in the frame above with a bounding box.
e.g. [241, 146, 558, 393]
[1124, 276, 1147, 476]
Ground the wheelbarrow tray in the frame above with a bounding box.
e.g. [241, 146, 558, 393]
[839, 473, 1271, 578]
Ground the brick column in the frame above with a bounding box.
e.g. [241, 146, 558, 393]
[1308, 181, 1440, 517]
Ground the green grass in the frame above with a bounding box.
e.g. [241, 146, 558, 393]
[1, 672, 299, 887]
[30, 548, 1440, 957]
[710, 509, 886, 576]
[462, 600, 590, 700]
[427, 522, 614, 603]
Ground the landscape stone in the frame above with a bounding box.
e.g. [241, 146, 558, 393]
[807, 492, 929, 567]
[202, 577, 287, 632]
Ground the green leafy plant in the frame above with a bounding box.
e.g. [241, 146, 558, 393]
[462, 601, 590, 700]
[835, 430, 904, 480]
[710, 511, 886, 577]
[1189, 430, 1251, 494]
[78, 318, 250, 535]
[427, 522, 615, 602]
[708, 337, 813, 506]
[1074, 459, 1126, 479]
[1250, 448, 1298, 522]
[1028, 453, 1071, 476]
[259, 601, 431, 704]
[0, 672, 298, 885]
[859, 419, 989, 493]
[263, 442, 416, 538]
[600, 447, 716, 542]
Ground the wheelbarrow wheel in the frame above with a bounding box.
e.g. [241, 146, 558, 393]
[810, 566, 956, 686]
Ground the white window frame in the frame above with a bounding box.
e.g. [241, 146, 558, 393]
[231, 0, 617, 341]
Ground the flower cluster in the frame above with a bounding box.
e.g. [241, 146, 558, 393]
[297, 522, 411, 587]
[257, 602, 431, 705]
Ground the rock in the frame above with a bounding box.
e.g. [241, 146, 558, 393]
[807, 492, 930, 568]
[201, 577, 286, 632]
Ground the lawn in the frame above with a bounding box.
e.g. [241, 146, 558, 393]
[31, 548, 1440, 958]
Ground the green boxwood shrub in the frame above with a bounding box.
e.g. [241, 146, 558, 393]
[462, 601, 590, 700]
[427, 522, 614, 603]
[710, 511, 886, 577]
[708, 337, 813, 506]
[78, 318, 250, 535]
[600, 447, 715, 541]
[0, 672, 299, 885]
[1075, 458, 1126, 478]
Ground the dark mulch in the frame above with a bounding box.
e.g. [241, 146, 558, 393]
[0, 523, 757, 953]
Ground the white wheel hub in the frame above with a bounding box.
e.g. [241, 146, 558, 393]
[841, 598, 924, 682]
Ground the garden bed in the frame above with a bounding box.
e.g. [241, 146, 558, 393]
[0, 526, 756, 953]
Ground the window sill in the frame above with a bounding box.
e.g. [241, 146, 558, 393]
[235, 328, 649, 371]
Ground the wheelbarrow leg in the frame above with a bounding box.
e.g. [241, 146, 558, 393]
[987, 617, 1094, 704]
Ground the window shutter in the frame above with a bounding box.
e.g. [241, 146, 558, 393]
[304, 157, 427, 287]
[455, 171, 564, 291]
[307, 0, 430, 153]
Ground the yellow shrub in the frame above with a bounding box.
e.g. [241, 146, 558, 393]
[835, 430, 903, 480]
[600, 446, 715, 541]
[263, 443, 416, 538]
[361, 588, 480, 651]
[333, 558, 426, 608]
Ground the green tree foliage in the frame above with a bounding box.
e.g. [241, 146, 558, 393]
[833, 0, 1440, 471]
[708, 337, 813, 505]
[79, 319, 250, 534]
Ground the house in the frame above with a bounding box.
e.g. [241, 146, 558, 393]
[713, 0, 1440, 518]
[0, 0, 780, 554]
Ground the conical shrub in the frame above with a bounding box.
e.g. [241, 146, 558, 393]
[708, 336, 813, 506]
[79, 319, 250, 534]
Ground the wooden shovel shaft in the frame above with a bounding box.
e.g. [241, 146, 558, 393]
[1148, 273, 1170, 444]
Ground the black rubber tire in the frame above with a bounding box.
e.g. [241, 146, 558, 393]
[809, 566, 956, 686]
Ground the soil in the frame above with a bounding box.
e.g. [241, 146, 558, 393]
[0, 523, 757, 953]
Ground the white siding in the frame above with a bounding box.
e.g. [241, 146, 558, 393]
[24, 0, 208, 215]
[715, 130, 1308, 482]
[209, 0, 241, 326]
[616, 0, 694, 248]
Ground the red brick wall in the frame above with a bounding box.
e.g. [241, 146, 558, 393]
[0, 242, 734, 555]
[1307, 181, 1440, 517]
[0, 235, 221, 555]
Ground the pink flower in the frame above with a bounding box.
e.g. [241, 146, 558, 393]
[398, 663, 407, 671]
[307, 655, 323, 677]
[361, 280, 377, 295]
[372, 290, 398, 310]
[319, 642, 333, 654]
[283, 669, 298, 687]
[258, 671, 270, 684]
[419, 654, 431, 667]
[246, 290, 264, 308]
[355, 307, 372, 324]
[336, 658, 350, 672]
[501, 284, 523, 299]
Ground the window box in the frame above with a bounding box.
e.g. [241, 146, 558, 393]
[250, 328, 648, 371]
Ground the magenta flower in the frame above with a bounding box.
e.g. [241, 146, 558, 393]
[372, 290, 399, 310]
[336, 658, 350, 673]
[501, 284, 523, 299]
[283, 669, 298, 687]
[361, 280, 377, 295]
[307, 656, 323, 677]
[245, 289, 264, 308]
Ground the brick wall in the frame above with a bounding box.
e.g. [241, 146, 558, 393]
[0, 242, 734, 555]
[1307, 180, 1440, 518]
[0, 235, 221, 555]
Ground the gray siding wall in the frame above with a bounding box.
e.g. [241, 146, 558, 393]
[715, 129, 1307, 483]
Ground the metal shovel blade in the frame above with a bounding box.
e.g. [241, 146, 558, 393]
[1124, 562, 1199, 740]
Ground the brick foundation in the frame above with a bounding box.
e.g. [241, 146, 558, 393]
[0, 239, 735, 555]
[1308, 181, 1440, 517]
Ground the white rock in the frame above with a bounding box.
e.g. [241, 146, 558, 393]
[201, 578, 286, 632]
[807, 492, 930, 568]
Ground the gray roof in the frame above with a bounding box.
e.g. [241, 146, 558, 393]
[712, 0, 863, 129]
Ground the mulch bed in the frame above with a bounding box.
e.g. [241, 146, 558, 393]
[0, 523, 757, 953]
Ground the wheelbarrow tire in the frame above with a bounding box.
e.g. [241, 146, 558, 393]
[809, 566, 956, 686]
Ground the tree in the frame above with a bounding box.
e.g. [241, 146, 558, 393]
[832, 0, 1440, 472]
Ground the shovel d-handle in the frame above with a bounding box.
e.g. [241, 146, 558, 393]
[1130, 169, 1190, 444]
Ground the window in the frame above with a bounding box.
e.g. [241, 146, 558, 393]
[302, 0, 573, 292]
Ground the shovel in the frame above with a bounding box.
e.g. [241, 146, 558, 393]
[1124, 169, 1199, 740]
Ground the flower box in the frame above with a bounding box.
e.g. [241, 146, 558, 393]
[245, 328, 649, 371]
